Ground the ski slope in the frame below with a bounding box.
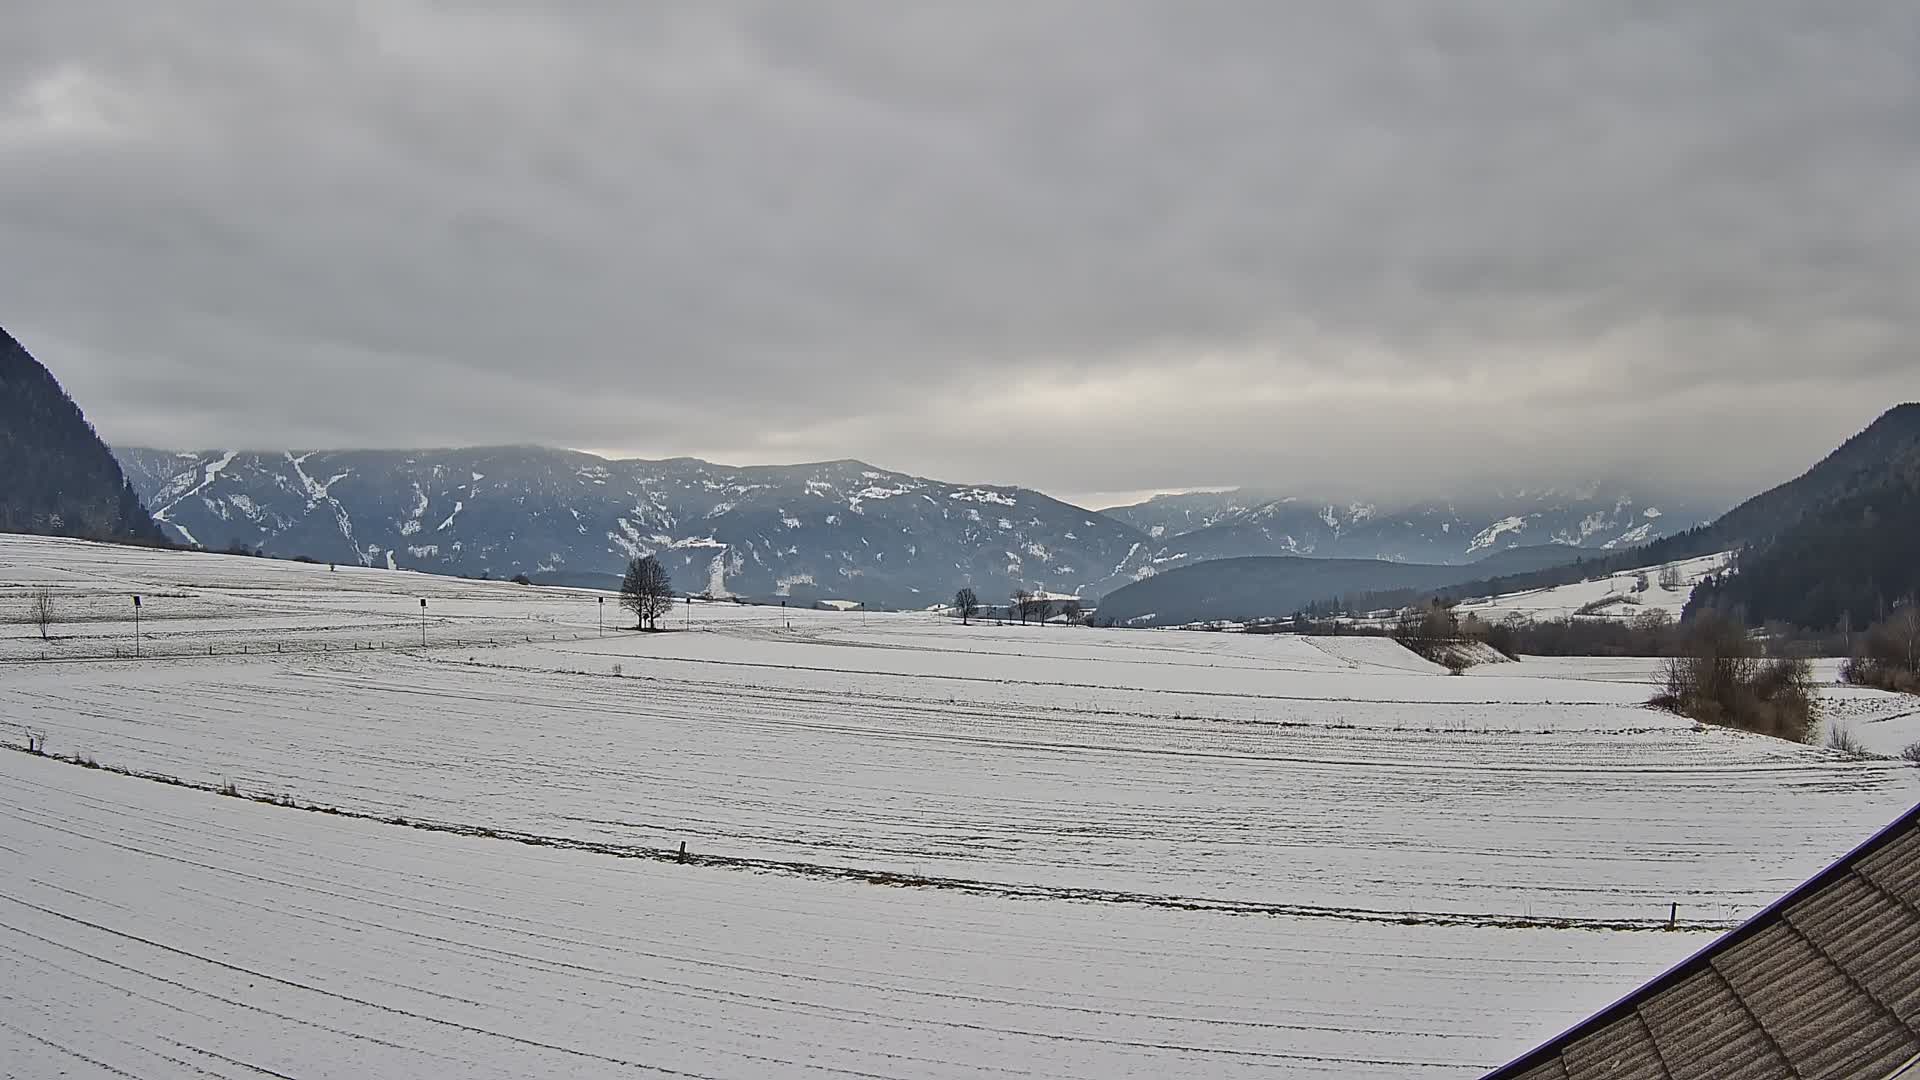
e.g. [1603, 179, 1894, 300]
[4, 534, 1918, 1077]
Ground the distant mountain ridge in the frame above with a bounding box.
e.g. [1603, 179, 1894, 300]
[1096, 404, 1920, 628]
[115, 443, 1720, 607]
[115, 446, 1142, 607]
[0, 329, 163, 544]
[1096, 486, 1718, 583]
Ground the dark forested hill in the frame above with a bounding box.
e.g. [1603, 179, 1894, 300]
[1703, 403, 1920, 548]
[0, 329, 164, 543]
[1687, 455, 1920, 630]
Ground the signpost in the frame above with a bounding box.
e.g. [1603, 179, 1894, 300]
[598, 595, 604, 637]
[132, 594, 141, 658]
[419, 597, 427, 647]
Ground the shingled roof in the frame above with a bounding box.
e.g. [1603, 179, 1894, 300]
[1485, 801, 1920, 1080]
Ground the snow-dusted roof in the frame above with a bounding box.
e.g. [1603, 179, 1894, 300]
[1485, 801, 1920, 1079]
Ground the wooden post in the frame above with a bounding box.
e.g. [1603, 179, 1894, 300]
[677, 840, 688, 864]
[1668, 902, 1677, 929]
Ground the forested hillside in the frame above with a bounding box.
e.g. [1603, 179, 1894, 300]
[1688, 458, 1920, 631]
[0, 328, 164, 543]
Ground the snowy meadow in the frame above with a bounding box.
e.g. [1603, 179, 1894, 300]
[3, 534, 1917, 1078]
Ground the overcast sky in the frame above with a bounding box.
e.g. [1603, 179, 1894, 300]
[5, 3, 1917, 507]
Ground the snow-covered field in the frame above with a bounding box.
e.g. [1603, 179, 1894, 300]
[1453, 551, 1732, 624]
[4, 534, 1918, 1078]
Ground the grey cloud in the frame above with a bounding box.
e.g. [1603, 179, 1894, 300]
[3, 2, 1917, 505]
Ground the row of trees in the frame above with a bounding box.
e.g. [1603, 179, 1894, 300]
[950, 587, 1084, 626]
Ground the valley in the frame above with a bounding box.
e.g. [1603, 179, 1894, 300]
[5, 534, 1917, 1077]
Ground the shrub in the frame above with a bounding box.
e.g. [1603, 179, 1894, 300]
[1902, 741, 1920, 765]
[510, 573, 533, 586]
[1651, 612, 1818, 742]
[1842, 608, 1920, 694]
[1825, 725, 1869, 758]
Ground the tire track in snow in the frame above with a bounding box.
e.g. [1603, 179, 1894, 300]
[0, 747, 1740, 933]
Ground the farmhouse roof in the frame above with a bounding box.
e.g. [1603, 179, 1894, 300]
[1485, 800, 1920, 1080]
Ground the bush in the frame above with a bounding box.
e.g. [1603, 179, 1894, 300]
[1651, 612, 1818, 742]
[1902, 742, 1920, 765]
[1840, 656, 1920, 693]
[1825, 725, 1869, 758]
[510, 573, 533, 586]
[1842, 607, 1920, 694]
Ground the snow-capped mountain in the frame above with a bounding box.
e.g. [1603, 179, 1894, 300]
[114, 447, 1143, 607]
[1087, 488, 1719, 594]
[115, 446, 1718, 606]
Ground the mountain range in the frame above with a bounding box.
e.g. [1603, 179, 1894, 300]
[114, 443, 1716, 607]
[1097, 403, 1920, 627]
[1106, 487, 1714, 566]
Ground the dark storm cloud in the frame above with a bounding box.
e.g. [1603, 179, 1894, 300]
[4, 2, 1917, 505]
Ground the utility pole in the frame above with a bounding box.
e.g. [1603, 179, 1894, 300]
[132, 594, 141, 658]
[598, 596, 604, 637]
[419, 597, 427, 647]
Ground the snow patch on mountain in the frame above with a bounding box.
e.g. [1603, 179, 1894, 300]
[949, 488, 1017, 506]
[1603, 522, 1656, 548]
[1468, 516, 1529, 553]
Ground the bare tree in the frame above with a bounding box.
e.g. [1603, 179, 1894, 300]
[621, 556, 676, 630]
[952, 587, 980, 625]
[1016, 591, 1054, 625]
[1011, 589, 1033, 626]
[29, 587, 53, 641]
[1893, 601, 1920, 674]
[1658, 565, 1684, 591]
